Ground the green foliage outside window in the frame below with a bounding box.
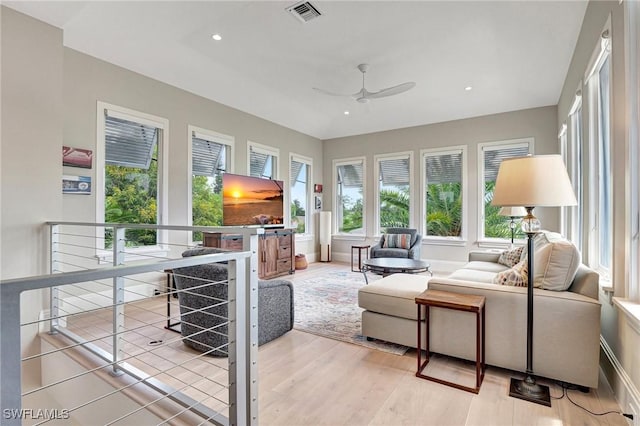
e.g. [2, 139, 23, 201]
[291, 200, 306, 234]
[379, 189, 410, 230]
[105, 156, 158, 248]
[339, 195, 363, 233]
[426, 183, 461, 237]
[192, 174, 223, 242]
[484, 181, 525, 239]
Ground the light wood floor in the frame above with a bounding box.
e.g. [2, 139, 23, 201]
[62, 262, 627, 426]
[259, 262, 627, 426]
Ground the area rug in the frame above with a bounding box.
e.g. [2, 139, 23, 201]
[293, 270, 410, 355]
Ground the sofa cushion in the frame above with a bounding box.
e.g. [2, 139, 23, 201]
[498, 246, 524, 267]
[358, 273, 429, 320]
[493, 259, 528, 286]
[372, 247, 412, 258]
[522, 231, 581, 291]
[448, 268, 498, 284]
[464, 261, 510, 273]
[382, 233, 412, 249]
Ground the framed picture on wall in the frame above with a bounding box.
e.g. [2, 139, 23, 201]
[63, 146, 93, 169]
[63, 175, 91, 194]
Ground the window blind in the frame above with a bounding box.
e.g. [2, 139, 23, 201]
[337, 162, 363, 188]
[483, 145, 530, 182]
[379, 158, 410, 185]
[105, 114, 158, 169]
[192, 136, 224, 176]
[290, 159, 305, 184]
[425, 151, 462, 184]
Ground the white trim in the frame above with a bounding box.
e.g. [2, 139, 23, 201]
[477, 137, 534, 244]
[585, 17, 612, 81]
[96, 101, 169, 253]
[333, 156, 366, 236]
[187, 125, 235, 244]
[373, 151, 413, 235]
[289, 153, 313, 236]
[600, 334, 640, 420]
[420, 145, 467, 244]
[568, 89, 584, 247]
[247, 140, 280, 179]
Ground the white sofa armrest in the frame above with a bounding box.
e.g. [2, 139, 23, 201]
[468, 250, 501, 263]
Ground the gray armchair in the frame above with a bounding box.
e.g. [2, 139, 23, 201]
[172, 248, 294, 356]
[370, 227, 422, 260]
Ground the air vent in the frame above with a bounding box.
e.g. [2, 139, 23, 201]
[286, 1, 322, 23]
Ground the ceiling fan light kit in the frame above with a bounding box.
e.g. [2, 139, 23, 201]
[314, 63, 415, 103]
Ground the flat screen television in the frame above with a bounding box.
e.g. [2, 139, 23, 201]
[222, 173, 284, 226]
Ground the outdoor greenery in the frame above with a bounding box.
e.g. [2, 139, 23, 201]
[192, 174, 223, 241]
[426, 183, 462, 236]
[379, 188, 410, 230]
[104, 158, 158, 248]
[484, 181, 525, 239]
[339, 195, 363, 233]
[291, 200, 306, 233]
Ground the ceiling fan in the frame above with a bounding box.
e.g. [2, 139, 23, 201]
[313, 64, 415, 103]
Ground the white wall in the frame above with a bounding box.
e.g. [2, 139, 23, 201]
[322, 105, 560, 264]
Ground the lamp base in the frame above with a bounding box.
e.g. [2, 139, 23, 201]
[509, 377, 551, 407]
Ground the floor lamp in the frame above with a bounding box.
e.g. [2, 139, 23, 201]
[498, 206, 527, 248]
[492, 155, 577, 407]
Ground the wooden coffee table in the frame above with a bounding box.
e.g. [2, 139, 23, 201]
[361, 257, 431, 284]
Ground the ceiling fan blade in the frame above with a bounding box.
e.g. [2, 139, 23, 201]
[365, 82, 416, 99]
[313, 87, 356, 97]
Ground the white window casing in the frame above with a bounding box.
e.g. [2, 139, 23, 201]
[333, 157, 366, 237]
[373, 151, 413, 236]
[289, 153, 313, 237]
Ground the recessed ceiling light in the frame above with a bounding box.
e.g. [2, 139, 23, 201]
[465, 86, 473, 91]
[212, 34, 222, 41]
[344, 111, 350, 115]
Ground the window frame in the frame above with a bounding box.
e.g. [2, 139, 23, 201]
[567, 89, 584, 248]
[420, 145, 467, 246]
[289, 153, 313, 238]
[333, 157, 366, 238]
[628, 0, 640, 302]
[95, 101, 169, 257]
[477, 138, 534, 246]
[585, 23, 613, 283]
[247, 141, 280, 180]
[373, 151, 413, 236]
[187, 125, 234, 244]
[559, 123, 569, 238]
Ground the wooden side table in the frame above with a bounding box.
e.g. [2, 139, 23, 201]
[351, 245, 370, 272]
[415, 289, 486, 394]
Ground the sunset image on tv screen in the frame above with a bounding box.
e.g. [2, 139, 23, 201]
[222, 174, 284, 226]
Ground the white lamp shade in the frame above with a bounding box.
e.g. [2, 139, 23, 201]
[498, 206, 528, 217]
[492, 155, 577, 207]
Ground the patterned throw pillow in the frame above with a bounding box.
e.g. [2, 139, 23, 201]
[493, 259, 528, 287]
[382, 233, 412, 249]
[498, 246, 524, 267]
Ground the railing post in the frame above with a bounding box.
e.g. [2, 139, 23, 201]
[245, 231, 260, 425]
[0, 286, 23, 425]
[111, 226, 126, 375]
[49, 224, 60, 334]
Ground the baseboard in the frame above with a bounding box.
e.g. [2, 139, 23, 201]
[600, 335, 640, 415]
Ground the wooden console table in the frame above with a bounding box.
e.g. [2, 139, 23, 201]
[415, 289, 486, 394]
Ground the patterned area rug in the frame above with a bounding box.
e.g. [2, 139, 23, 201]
[293, 270, 410, 355]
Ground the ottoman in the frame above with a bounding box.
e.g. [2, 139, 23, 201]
[358, 273, 430, 348]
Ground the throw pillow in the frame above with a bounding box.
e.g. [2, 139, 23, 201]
[498, 246, 524, 267]
[520, 231, 580, 290]
[493, 259, 528, 287]
[382, 233, 412, 249]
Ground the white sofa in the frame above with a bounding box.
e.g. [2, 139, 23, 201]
[358, 234, 601, 388]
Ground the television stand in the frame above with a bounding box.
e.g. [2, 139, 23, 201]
[203, 228, 295, 279]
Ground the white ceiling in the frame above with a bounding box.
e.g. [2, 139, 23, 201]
[5, 1, 588, 140]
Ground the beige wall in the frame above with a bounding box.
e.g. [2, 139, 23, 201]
[323, 106, 560, 265]
[557, 0, 640, 412]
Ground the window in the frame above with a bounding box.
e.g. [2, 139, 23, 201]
[96, 103, 168, 250]
[422, 146, 466, 242]
[586, 27, 612, 279]
[290, 154, 312, 234]
[334, 157, 365, 235]
[248, 141, 279, 179]
[189, 126, 233, 242]
[559, 124, 569, 237]
[374, 152, 412, 234]
[478, 139, 533, 242]
[568, 91, 583, 247]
